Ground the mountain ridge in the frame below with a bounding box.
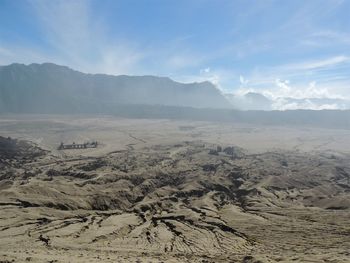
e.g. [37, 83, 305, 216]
[0, 62, 231, 112]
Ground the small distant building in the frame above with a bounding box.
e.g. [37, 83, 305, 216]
[58, 141, 98, 150]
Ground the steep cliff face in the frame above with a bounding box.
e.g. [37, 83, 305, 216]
[0, 63, 231, 113]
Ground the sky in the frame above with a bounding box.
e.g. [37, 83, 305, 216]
[0, 0, 349, 108]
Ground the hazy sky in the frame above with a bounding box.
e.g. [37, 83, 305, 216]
[0, 0, 349, 99]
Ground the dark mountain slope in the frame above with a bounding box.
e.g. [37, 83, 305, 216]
[0, 63, 231, 113]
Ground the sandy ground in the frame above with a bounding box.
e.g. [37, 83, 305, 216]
[0, 114, 349, 263]
[1, 114, 350, 156]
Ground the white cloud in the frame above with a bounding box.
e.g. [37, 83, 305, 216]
[271, 98, 343, 111]
[231, 74, 350, 110]
[256, 79, 338, 100]
[302, 31, 350, 47]
[282, 56, 350, 71]
[239, 75, 249, 86]
[232, 55, 350, 105]
[176, 74, 222, 92]
[274, 79, 291, 93]
[200, 67, 211, 74]
[3, 1, 202, 76]
[171, 67, 239, 93]
[0, 0, 145, 75]
[0, 0, 349, 110]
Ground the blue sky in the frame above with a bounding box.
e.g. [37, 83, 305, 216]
[0, 0, 349, 100]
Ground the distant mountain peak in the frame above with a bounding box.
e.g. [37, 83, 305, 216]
[0, 62, 231, 113]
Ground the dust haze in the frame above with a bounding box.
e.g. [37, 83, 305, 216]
[1, 1, 350, 262]
[0, 115, 349, 262]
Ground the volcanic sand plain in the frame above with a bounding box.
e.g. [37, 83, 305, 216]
[0, 114, 349, 262]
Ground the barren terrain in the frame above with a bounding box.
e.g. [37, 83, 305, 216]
[0, 115, 349, 262]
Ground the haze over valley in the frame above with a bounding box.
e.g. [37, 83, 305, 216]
[1, 1, 350, 262]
